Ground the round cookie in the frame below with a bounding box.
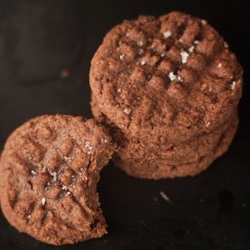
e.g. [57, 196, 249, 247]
[90, 11, 243, 179]
[0, 115, 116, 245]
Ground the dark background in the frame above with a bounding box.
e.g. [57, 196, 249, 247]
[0, 0, 249, 249]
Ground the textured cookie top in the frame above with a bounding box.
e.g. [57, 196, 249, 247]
[0, 115, 115, 245]
[90, 11, 243, 144]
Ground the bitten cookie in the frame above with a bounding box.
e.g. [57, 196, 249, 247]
[89, 11, 243, 179]
[0, 115, 116, 245]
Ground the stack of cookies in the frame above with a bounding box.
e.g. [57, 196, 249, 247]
[0, 11, 243, 245]
[90, 11, 243, 179]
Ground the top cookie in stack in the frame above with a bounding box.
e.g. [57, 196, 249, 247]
[89, 11, 243, 179]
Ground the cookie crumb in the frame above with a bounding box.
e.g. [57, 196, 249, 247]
[180, 51, 189, 64]
[60, 69, 70, 78]
[160, 191, 171, 203]
[163, 30, 172, 38]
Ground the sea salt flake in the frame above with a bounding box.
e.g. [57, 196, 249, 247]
[117, 88, 122, 93]
[193, 40, 200, 45]
[41, 197, 46, 206]
[119, 54, 125, 60]
[124, 108, 131, 115]
[224, 42, 229, 48]
[168, 72, 177, 81]
[180, 51, 189, 64]
[41, 165, 47, 173]
[31, 170, 37, 176]
[231, 81, 236, 90]
[137, 40, 143, 46]
[100, 138, 109, 144]
[217, 63, 222, 68]
[51, 171, 58, 182]
[61, 184, 67, 191]
[206, 121, 211, 127]
[177, 75, 183, 82]
[140, 60, 146, 66]
[160, 191, 171, 204]
[188, 45, 195, 53]
[138, 48, 144, 56]
[63, 155, 72, 162]
[160, 53, 165, 57]
[163, 30, 171, 38]
[201, 19, 207, 25]
[85, 141, 94, 155]
[48, 170, 58, 182]
[27, 215, 31, 219]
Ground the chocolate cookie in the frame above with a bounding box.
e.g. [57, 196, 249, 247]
[112, 112, 238, 179]
[0, 115, 116, 245]
[90, 11, 243, 179]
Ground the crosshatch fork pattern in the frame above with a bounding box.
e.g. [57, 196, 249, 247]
[90, 11, 243, 145]
[0, 115, 115, 245]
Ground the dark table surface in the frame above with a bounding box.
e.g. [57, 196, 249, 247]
[0, 1, 250, 249]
